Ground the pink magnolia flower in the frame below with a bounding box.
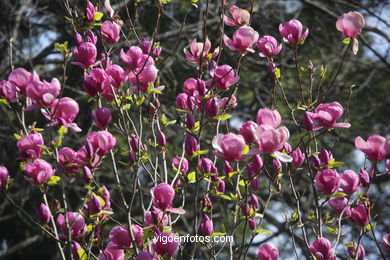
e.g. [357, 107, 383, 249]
[0, 166, 9, 188]
[105, 65, 127, 87]
[44, 97, 81, 132]
[205, 97, 218, 117]
[8, 68, 34, 95]
[98, 244, 124, 260]
[136, 251, 155, 260]
[183, 38, 219, 65]
[319, 148, 333, 166]
[358, 168, 370, 187]
[201, 214, 213, 236]
[257, 244, 279, 260]
[224, 26, 259, 52]
[355, 134, 390, 161]
[151, 183, 175, 211]
[198, 158, 218, 181]
[17, 131, 44, 160]
[72, 42, 97, 68]
[141, 38, 162, 57]
[223, 5, 250, 27]
[340, 170, 359, 194]
[239, 121, 258, 144]
[0, 80, 17, 102]
[128, 63, 158, 92]
[382, 233, 390, 253]
[86, 130, 116, 156]
[212, 133, 246, 161]
[26, 77, 61, 109]
[257, 36, 282, 58]
[85, 0, 98, 22]
[218, 95, 237, 109]
[172, 157, 189, 175]
[328, 197, 351, 217]
[176, 93, 195, 111]
[256, 108, 281, 128]
[157, 131, 166, 147]
[304, 102, 351, 130]
[209, 64, 239, 90]
[292, 147, 305, 167]
[120, 46, 146, 71]
[58, 147, 79, 174]
[347, 242, 365, 260]
[92, 107, 112, 129]
[109, 225, 143, 249]
[314, 169, 340, 195]
[184, 135, 199, 157]
[279, 19, 309, 45]
[336, 11, 365, 38]
[57, 212, 86, 239]
[24, 160, 54, 185]
[309, 238, 336, 260]
[351, 204, 369, 227]
[101, 21, 121, 43]
[83, 68, 108, 96]
[152, 232, 179, 259]
[183, 78, 207, 103]
[36, 203, 51, 225]
[144, 207, 169, 227]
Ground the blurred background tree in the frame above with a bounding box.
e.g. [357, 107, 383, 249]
[0, 0, 389, 259]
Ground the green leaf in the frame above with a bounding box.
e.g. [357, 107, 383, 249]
[220, 194, 231, 200]
[228, 171, 239, 178]
[93, 12, 104, 21]
[214, 114, 232, 121]
[275, 68, 281, 79]
[161, 114, 167, 125]
[300, 66, 308, 73]
[136, 96, 145, 106]
[77, 249, 87, 260]
[343, 242, 356, 248]
[53, 136, 62, 148]
[342, 37, 351, 44]
[187, 171, 196, 183]
[320, 65, 327, 79]
[57, 126, 67, 136]
[255, 228, 272, 235]
[122, 104, 131, 111]
[13, 133, 22, 140]
[192, 150, 209, 157]
[326, 226, 338, 234]
[332, 192, 347, 198]
[209, 232, 226, 238]
[0, 98, 8, 104]
[47, 176, 61, 185]
[221, 224, 227, 233]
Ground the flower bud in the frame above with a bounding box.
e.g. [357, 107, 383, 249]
[36, 203, 51, 225]
[91, 107, 112, 129]
[328, 197, 351, 217]
[292, 147, 305, 167]
[340, 170, 359, 194]
[184, 135, 199, 157]
[201, 194, 212, 210]
[358, 169, 370, 187]
[24, 159, 55, 185]
[0, 166, 9, 188]
[302, 112, 315, 131]
[152, 232, 178, 258]
[129, 135, 140, 152]
[351, 204, 369, 227]
[205, 98, 218, 117]
[249, 217, 257, 230]
[272, 159, 282, 173]
[279, 19, 309, 45]
[172, 157, 189, 175]
[239, 121, 258, 144]
[201, 214, 213, 236]
[257, 244, 279, 260]
[250, 194, 259, 209]
[157, 131, 166, 147]
[319, 148, 332, 165]
[101, 21, 120, 43]
[151, 183, 175, 210]
[216, 179, 225, 193]
[309, 238, 335, 260]
[251, 178, 260, 191]
[57, 212, 86, 238]
[314, 169, 340, 195]
[185, 114, 196, 130]
[312, 155, 321, 168]
[347, 242, 365, 260]
[224, 161, 234, 176]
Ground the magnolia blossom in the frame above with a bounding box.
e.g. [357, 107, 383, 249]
[355, 134, 390, 161]
[144, 207, 169, 227]
[209, 64, 239, 90]
[304, 102, 351, 130]
[26, 77, 61, 109]
[256, 108, 281, 128]
[382, 233, 390, 253]
[44, 97, 81, 132]
[223, 5, 250, 27]
[36, 203, 51, 225]
[0, 166, 9, 188]
[336, 11, 365, 38]
[109, 225, 143, 248]
[257, 36, 282, 58]
[92, 107, 112, 129]
[184, 135, 199, 157]
[58, 147, 79, 174]
[309, 238, 336, 260]
[151, 183, 174, 211]
[212, 133, 246, 161]
[347, 242, 365, 260]
[98, 243, 125, 260]
[239, 121, 258, 144]
[101, 21, 121, 43]
[314, 169, 340, 195]
[85, 0, 98, 22]
[183, 38, 219, 65]
[224, 26, 259, 52]
[201, 214, 213, 236]
[152, 232, 179, 259]
[72, 42, 97, 68]
[340, 170, 359, 194]
[86, 131, 116, 156]
[257, 244, 279, 260]
[8, 68, 34, 95]
[0, 80, 17, 102]
[351, 204, 369, 227]
[24, 159, 54, 185]
[17, 131, 44, 160]
[279, 19, 309, 45]
[291, 147, 305, 167]
[328, 197, 351, 217]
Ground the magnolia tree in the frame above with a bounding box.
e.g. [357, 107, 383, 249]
[0, 1, 390, 260]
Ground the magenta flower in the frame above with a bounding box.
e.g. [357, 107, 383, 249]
[151, 183, 175, 211]
[205, 98, 218, 117]
[358, 169, 370, 187]
[340, 170, 359, 194]
[257, 36, 282, 58]
[141, 38, 162, 57]
[309, 238, 336, 260]
[292, 147, 305, 167]
[328, 197, 351, 217]
[184, 135, 199, 157]
[83, 68, 108, 96]
[216, 179, 225, 192]
[109, 225, 143, 249]
[152, 232, 179, 259]
[157, 131, 166, 147]
[58, 147, 79, 174]
[176, 93, 195, 111]
[319, 148, 333, 166]
[57, 212, 86, 239]
[257, 244, 279, 260]
[105, 64, 127, 87]
[212, 133, 246, 161]
[24, 159, 54, 185]
[17, 131, 44, 160]
[382, 233, 390, 253]
[44, 97, 81, 132]
[256, 108, 282, 128]
[36, 203, 51, 225]
[209, 64, 239, 90]
[218, 95, 237, 109]
[279, 19, 309, 45]
[136, 251, 154, 260]
[120, 46, 145, 71]
[347, 242, 365, 260]
[336, 11, 365, 38]
[128, 63, 159, 92]
[101, 21, 121, 43]
[304, 102, 351, 130]
[224, 26, 259, 52]
[223, 5, 250, 27]
[0, 80, 17, 102]
[92, 107, 112, 129]
[172, 157, 189, 175]
[351, 204, 369, 227]
[8, 68, 34, 95]
[201, 214, 213, 236]
[98, 244, 124, 260]
[198, 158, 218, 181]
[26, 77, 61, 109]
[355, 134, 390, 161]
[0, 166, 9, 188]
[239, 121, 258, 144]
[86, 130, 116, 156]
[144, 207, 169, 227]
[314, 169, 340, 195]
[183, 38, 219, 65]
[72, 42, 97, 68]
[85, 0, 98, 22]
